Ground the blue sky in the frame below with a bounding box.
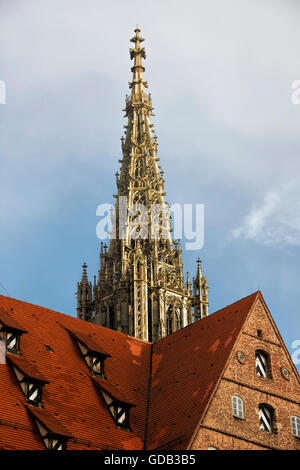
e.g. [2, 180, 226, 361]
[1, 0, 300, 369]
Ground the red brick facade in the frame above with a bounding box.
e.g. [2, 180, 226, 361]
[190, 297, 300, 450]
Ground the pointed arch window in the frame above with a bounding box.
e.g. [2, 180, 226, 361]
[166, 306, 173, 336]
[255, 350, 272, 378]
[175, 306, 182, 331]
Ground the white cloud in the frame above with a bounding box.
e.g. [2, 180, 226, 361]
[232, 179, 300, 246]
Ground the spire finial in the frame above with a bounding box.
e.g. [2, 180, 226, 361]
[81, 262, 88, 282]
[129, 27, 146, 97]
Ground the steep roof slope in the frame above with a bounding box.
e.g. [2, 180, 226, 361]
[0, 292, 262, 450]
[146, 292, 259, 449]
[0, 295, 151, 450]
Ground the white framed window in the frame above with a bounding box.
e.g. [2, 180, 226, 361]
[232, 395, 244, 419]
[291, 416, 300, 438]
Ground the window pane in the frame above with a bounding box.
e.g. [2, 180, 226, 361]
[259, 406, 272, 432]
[52, 439, 63, 450]
[27, 382, 40, 404]
[232, 396, 244, 419]
[291, 416, 300, 437]
[91, 356, 103, 375]
[256, 352, 267, 377]
[6, 332, 18, 352]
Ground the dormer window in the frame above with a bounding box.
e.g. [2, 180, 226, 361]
[102, 392, 131, 429]
[37, 425, 68, 450]
[0, 308, 27, 355]
[26, 406, 73, 450]
[65, 328, 110, 378]
[92, 377, 135, 430]
[7, 355, 49, 407]
[77, 341, 108, 378]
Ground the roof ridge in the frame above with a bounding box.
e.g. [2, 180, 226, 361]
[154, 291, 260, 345]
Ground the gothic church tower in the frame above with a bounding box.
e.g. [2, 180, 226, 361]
[77, 28, 208, 341]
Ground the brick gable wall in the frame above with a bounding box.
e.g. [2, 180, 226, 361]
[191, 298, 300, 450]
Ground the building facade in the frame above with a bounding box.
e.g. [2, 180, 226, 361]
[76, 28, 208, 342]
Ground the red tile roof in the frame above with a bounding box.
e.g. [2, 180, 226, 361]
[26, 405, 73, 438]
[92, 377, 135, 406]
[0, 308, 27, 333]
[0, 292, 260, 450]
[64, 327, 110, 357]
[6, 354, 49, 383]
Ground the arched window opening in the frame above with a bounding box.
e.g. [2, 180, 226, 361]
[255, 350, 272, 378]
[259, 404, 276, 433]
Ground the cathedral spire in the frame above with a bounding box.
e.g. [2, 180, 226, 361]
[77, 28, 209, 340]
